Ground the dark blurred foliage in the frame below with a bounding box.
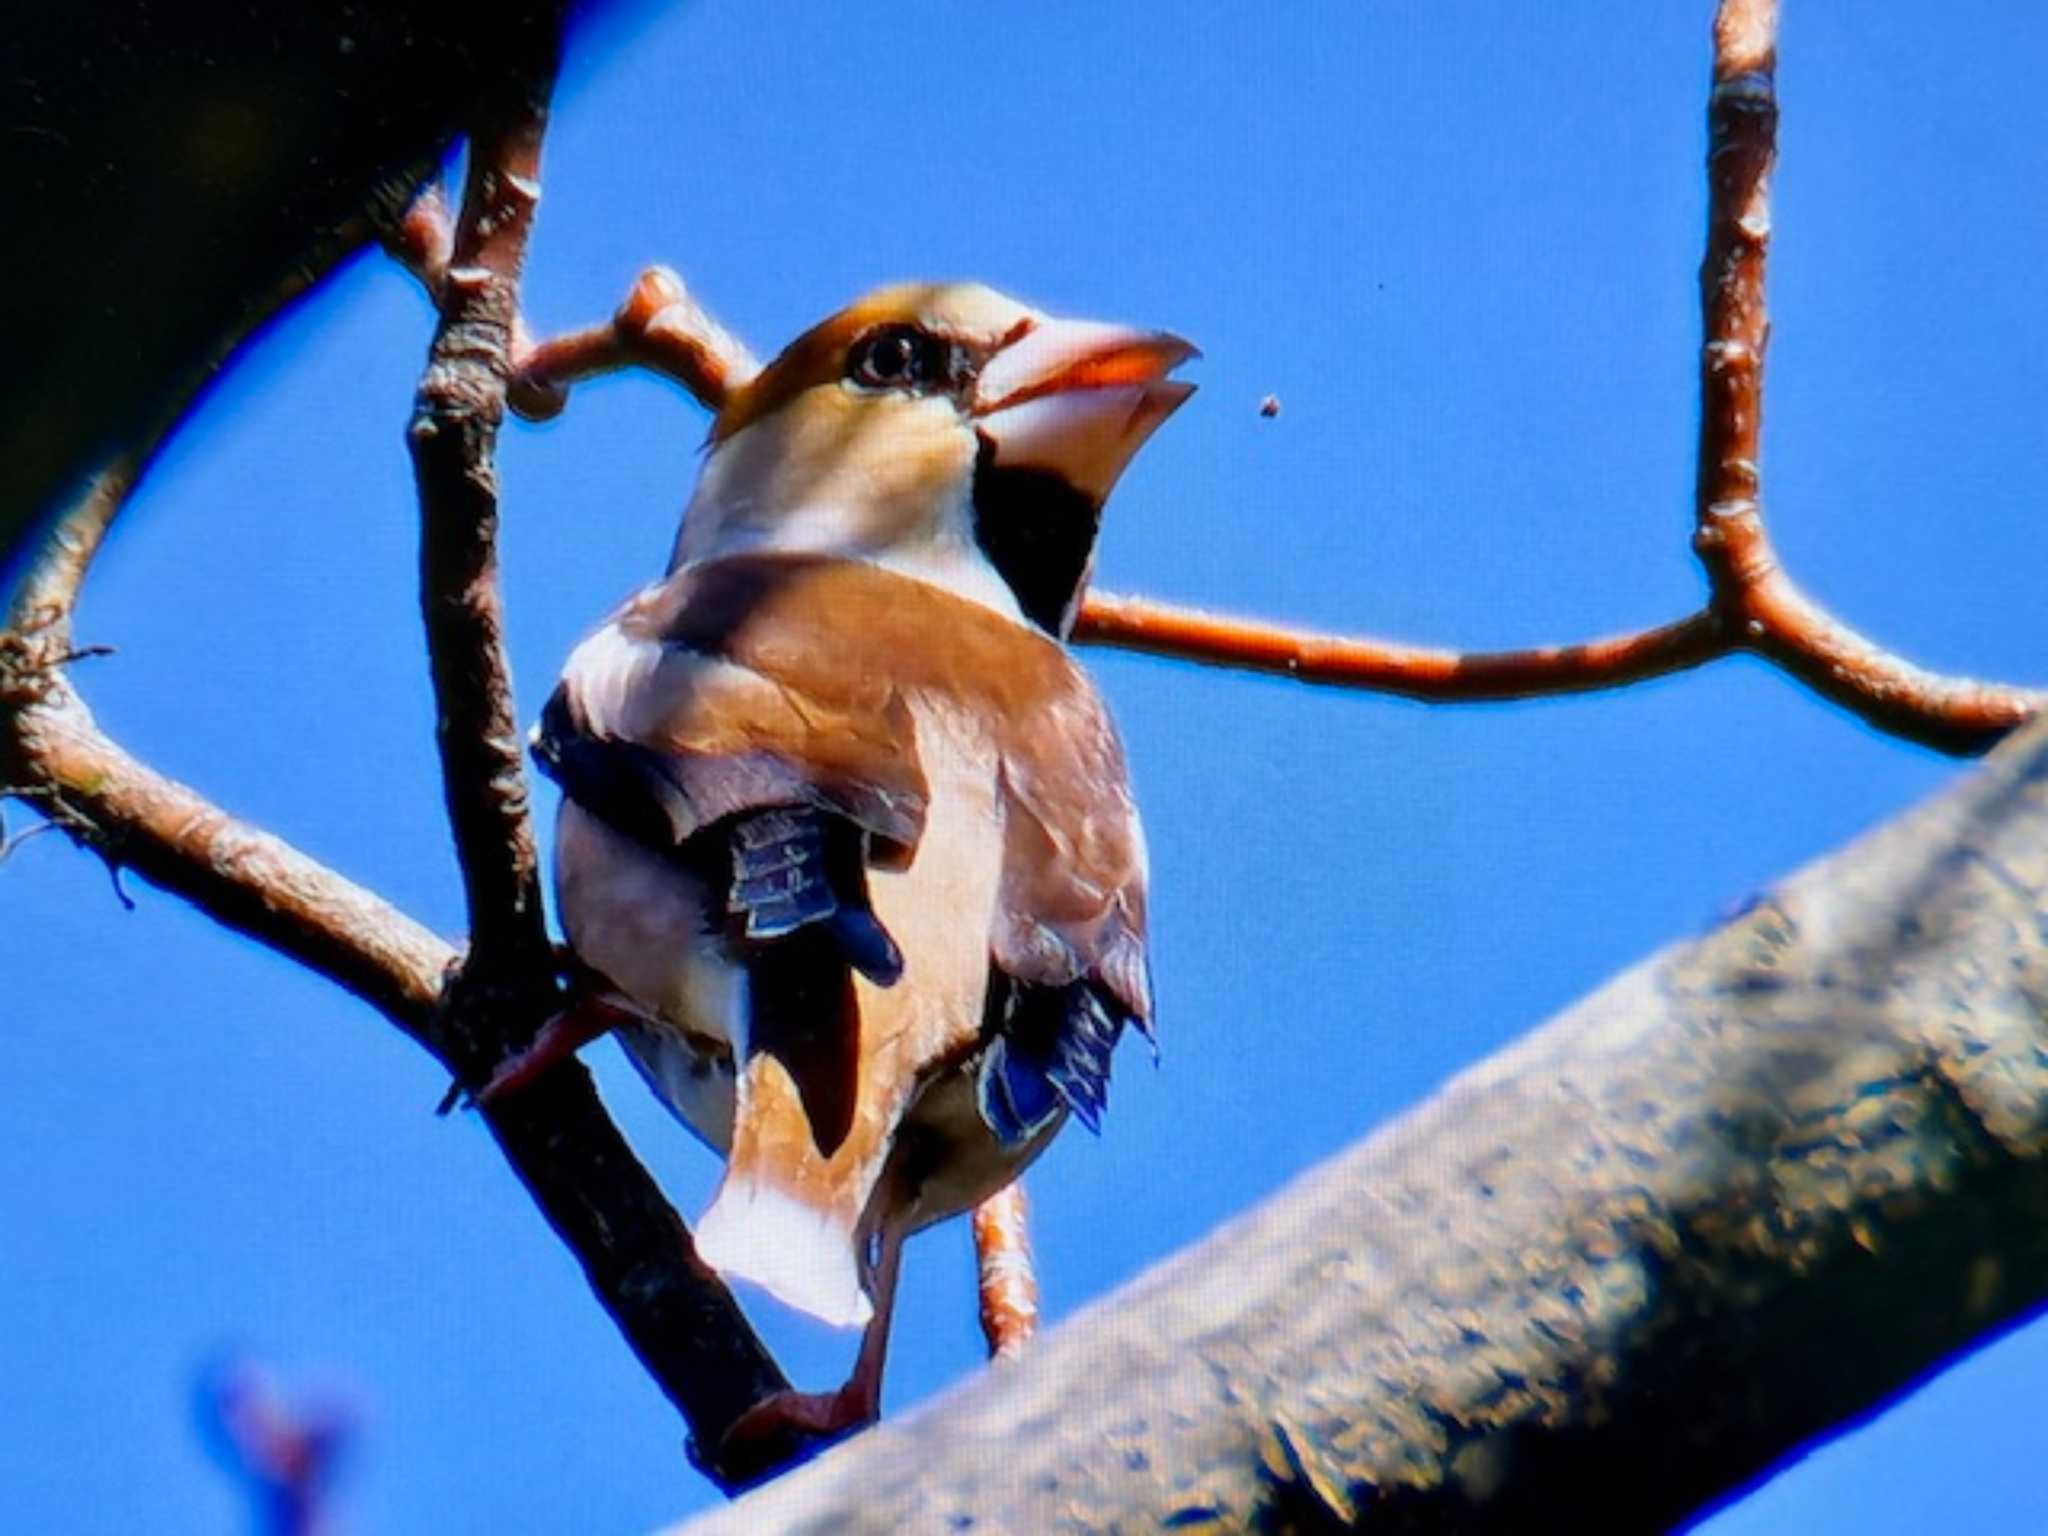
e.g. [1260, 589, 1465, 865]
[0, 0, 612, 576]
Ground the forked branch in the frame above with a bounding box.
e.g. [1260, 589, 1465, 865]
[474, 0, 2036, 758]
[3, 56, 796, 1497]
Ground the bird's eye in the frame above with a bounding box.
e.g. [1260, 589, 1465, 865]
[848, 326, 944, 391]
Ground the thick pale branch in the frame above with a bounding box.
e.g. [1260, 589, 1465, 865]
[675, 710, 2048, 1536]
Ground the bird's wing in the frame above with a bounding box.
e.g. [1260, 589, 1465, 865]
[536, 607, 928, 869]
[974, 662, 1153, 1144]
[539, 553, 1149, 1317]
[535, 560, 934, 1164]
[553, 550, 1153, 1150]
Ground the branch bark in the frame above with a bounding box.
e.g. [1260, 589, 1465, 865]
[0, 442, 794, 1505]
[672, 710, 2048, 1535]
[1079, 0, 2035, 755]
[4, 59, 797, 1494]
[409, 85, 553, 973]
[399, 63, 806, 1486]
[495, 10, 2041, 761]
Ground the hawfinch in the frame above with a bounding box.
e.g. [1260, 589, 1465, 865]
[519, 283, 1192, 1447]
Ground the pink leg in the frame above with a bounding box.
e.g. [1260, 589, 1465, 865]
[718, 1226, 906, 1455]
[972, 1181, 1040, 1360]
[471, 992, 641, 1104]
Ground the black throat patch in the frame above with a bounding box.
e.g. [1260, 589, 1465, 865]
[971, 433, 1104, 636]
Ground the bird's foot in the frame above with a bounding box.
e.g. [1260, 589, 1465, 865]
[718, 1383, 876, 1466]
[464, 994, 637, 1108]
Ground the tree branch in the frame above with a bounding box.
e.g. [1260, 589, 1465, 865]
[510, 266, 759, 422]
[400, 64, 804, 1489]
[408, 86, 554, 971]
[1075, 0, 2041, 754]
[1, 395, 451, 1042]
[670, 708, 2048, 1535]
[0, 411, 795, 1505]
[1071, 598, 1724, 701]
[4, 63, 798, 1496]
[493, 0, 2036, 759]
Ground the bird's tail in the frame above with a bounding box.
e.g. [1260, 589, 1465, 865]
[693, 1041, 894, 1329]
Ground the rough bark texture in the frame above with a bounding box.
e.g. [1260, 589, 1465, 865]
[673, 717, 2048, 1534]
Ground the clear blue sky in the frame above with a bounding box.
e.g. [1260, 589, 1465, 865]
[8, 3, 2048, 1530]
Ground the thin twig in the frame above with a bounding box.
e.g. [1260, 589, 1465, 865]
[510, 266, 759, 420]
[1681, 0, 2043, 753]
[0, 814, 54, 865]
[1082, 0, 2037, 754]
[444, 0, 2033, 760]
[971, 1182, 1040, 1362]
[1074, 596, 1725, 700]
[378, 181, 454, 301]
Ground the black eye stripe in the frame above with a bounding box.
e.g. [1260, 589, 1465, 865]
[846, 325, 966, 394]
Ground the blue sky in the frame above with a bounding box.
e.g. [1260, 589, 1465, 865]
[8, 3, 2048, 1530]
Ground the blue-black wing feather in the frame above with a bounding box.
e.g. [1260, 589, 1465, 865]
[976, 970, 1146, 1144]
[534, 687, 904, 1156]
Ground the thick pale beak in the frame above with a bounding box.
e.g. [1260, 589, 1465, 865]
[971, 318, 1198, 501]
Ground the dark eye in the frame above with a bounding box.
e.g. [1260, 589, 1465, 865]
[848, 325, 943, 391]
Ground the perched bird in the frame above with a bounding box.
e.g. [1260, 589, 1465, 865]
[511, 282, 1193, 1447]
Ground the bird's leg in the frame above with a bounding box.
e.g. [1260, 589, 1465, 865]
[716, 1226, 906, 1456]
[469, 991, 642, 1105]
[841, 1223, 906, 1414]
[972, 1181, 1040, 1360]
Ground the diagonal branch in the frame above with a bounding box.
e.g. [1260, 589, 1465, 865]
[401, 67, 801, 1490]
[1072, 597, 1724, 700]
[0, 382, 793, 1507]
[2, 457, 451, 1038]
[670, 694, 2048, 1536]
[5, 58, 798, 1496]
[1075, 0, 2039, 755]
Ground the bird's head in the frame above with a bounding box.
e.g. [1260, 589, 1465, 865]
[673, 283, 1196, 635]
